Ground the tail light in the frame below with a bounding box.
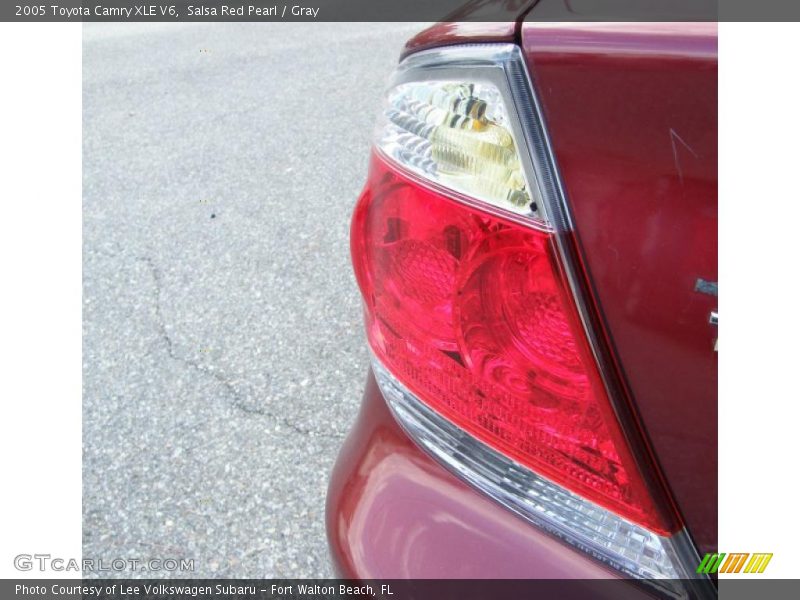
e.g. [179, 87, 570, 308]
[352, 45, 711, 596]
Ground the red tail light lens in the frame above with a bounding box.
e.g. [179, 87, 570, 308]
[353, 153, 671, 534]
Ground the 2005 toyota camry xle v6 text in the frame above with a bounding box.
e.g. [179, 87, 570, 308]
[326, 7, 717, 599]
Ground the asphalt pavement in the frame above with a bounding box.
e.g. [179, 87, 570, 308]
[82, 22, 422, 578]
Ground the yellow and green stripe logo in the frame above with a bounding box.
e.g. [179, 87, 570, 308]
[697, 552, 773, 574]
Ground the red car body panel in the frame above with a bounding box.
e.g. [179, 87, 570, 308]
[403, 21, 517, 57]
[521, 21, 718, 553]
[327, 16, 717, 579]
[402, 0, 534, 57]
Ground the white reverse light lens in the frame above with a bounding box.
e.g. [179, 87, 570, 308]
[377, 80, 537, 217]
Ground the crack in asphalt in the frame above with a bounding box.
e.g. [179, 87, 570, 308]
[132, 253, 343, 441]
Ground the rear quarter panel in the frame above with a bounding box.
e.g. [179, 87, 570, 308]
[521, 21, 718, 552]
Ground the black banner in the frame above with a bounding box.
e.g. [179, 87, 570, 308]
[6, 578, 800, 600]
[2, 579, 692, 600]
[5, 0, 800, 23]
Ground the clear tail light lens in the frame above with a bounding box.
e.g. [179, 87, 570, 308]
[353, 45, 711, 596]
[377, 80, 537, 216]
